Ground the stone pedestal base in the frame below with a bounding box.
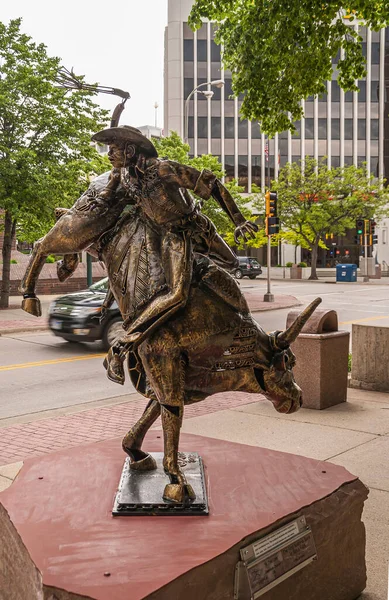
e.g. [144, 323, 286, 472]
[0, 433, 368, 600]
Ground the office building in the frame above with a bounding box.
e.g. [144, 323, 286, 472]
[164, 0, 389, 268]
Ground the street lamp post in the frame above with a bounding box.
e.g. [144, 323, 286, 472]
[184, 79, 224, 144]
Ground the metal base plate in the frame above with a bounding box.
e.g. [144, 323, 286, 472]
[112, 452, 209, 516]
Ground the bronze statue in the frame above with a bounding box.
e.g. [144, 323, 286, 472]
[20, 127, 321, 505]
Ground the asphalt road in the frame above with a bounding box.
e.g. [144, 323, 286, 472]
[1, 279, 388, 422]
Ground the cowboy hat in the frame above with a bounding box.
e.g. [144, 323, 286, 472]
[92, 125, 158, 157]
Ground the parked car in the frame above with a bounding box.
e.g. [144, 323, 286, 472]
[48, 278, 123, 350]
[231, 257, 262, 279]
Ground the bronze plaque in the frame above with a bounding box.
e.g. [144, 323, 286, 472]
[236, 516, 317, 599]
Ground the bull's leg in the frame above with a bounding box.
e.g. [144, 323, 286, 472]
[57, 254, 79, 283]
[20, 216, 98, 316]
[138, 331, 195, 504]
[121, 399, 160, 471]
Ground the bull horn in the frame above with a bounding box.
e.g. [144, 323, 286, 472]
[277, 297, 322, 346]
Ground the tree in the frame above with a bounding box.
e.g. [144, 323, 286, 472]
[272, 158, 389, 279]
[153, 131, 259, 237]
[0, 18, 109, 307]
[188, 1, 389, 135]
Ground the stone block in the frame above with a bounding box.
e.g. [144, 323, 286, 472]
[350, 324, 389, 392]
[291, 331, 350, 409]
[0, 502, 43, 600]
[0, 433, 368, 600]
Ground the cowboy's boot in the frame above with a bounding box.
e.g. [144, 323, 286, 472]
[103, 346, 125, 385]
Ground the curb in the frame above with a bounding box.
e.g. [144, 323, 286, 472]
[250, 300, 302, 312]
[0, 326, 49, 335]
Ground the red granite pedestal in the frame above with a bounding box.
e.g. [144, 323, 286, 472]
[0, 433, 368, 600]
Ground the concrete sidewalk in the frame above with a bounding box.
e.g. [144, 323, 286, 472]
[0, 386, 388, 598]
[0, 291, 301, 335]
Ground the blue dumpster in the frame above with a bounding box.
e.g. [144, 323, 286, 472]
[336, 264, 357, 282]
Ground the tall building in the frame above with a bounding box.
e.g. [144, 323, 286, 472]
[164, 0, 389, 268]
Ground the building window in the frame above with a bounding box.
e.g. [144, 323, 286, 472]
[331, 156, 340, 168]
[371, 157, 379, 176]
[212, 86, 221, 101]
[372, 42, 380, 64]
[331, 80, 340, 102]
[251, 122, 261, 139]
[197, 39, 207, 62]
[332, 119, 340, 140]
[345, 119, 353, 140]
[238, 155, 248, 189]
[371, 81, 379, 102]
[357, 81, 366, 102]
[225, 155, 235, 181]
[292, 121, 301, 138]
[184, 39, 194, 62]
[188, 116, 194, 139]
[238, 119, 248, 139]
[184, 78, 194, 100]
[198, 117, 208, 138]
[292, 155, 301, 164]
[318, 119, 327, 139]
[196, 78, 207, 100]
[344, 156, 353, 166]
[252, 155, 261, 187]
[225, 117, 235, 138]
[225, 78, 234, 99]
[358, 119, 366, 139]
[345, 89, 353, 102]
[371, 119, 379, 139]
[305, 119, 314, 139]
[211, 117, 221, 138]
[211, 40, 221, 62]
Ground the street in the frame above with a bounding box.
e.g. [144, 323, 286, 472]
[1, 279, 389, 423]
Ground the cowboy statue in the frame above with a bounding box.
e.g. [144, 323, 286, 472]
[88, 125, 259, 384]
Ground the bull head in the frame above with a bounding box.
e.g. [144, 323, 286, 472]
[263, 298, 322, 414]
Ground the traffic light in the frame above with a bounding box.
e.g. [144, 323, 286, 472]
[353, 235, 363, 245]
[265, 191, 278, 217]
[370, 220, 378, 245]
[265, 216, 280, 236]
[365, 219, 371, 235]
[356, 219, 364, 236]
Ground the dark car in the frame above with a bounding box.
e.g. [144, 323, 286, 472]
[232, 257, 262, 279]
[48, 278, 123, 350]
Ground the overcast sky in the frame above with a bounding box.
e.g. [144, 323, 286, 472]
[0, 0, 168, 128]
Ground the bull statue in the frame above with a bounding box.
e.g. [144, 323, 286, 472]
[20, 127, 322, 505]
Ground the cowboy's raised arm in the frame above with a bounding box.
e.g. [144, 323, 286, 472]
[161, 160, 258, 244]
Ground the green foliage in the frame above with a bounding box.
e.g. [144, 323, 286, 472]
[188, 1, 389, 135]
[153, 131, 259, 238]
[0, 18, 109, 243]
[348, 353, 352, 372]
[272, 157, 389, 277]
[286, 262, 293, 267]
[45, 255, 56, 263]
[298, 262, 308, 268]
[10, 259, 17, 264]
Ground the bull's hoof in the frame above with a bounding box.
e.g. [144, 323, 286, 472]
[129, 453, 157, 472]
[163, 483, 196, 504]
[103, 349, 125, 385]
[21, 296, 42, 317]
[57, 261, 73, 283]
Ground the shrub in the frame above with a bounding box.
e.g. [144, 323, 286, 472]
[348, 353, 352, 373]
[10, 259, 18, 264]
[298, 262, 307, 267]
[286, 262, 293, 267]
[45, 255, 56, 263]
